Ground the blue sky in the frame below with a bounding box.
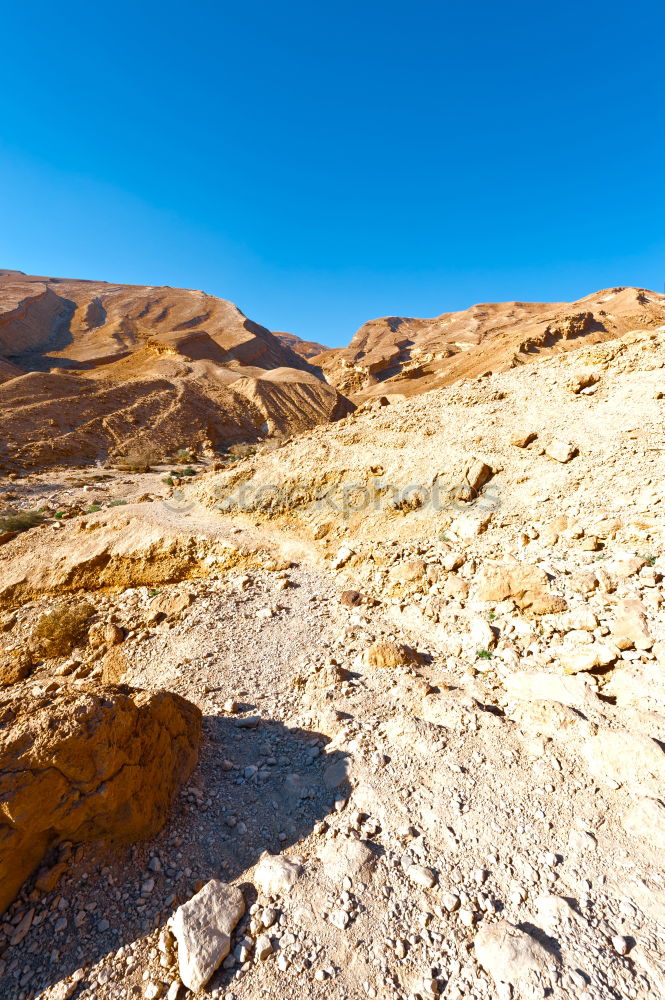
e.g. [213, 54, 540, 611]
[1, 0, 663, 346]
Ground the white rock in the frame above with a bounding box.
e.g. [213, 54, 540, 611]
[254, 853, 303, 895]
[582, 728, 665, 797]
[318, 837, 376, 881]
[170, 879, 245, 991]
[612, 935, 630, 956]
[545, 439, 576, 463]
[329, 909, 350, 929]
[622, 797, 665, 847]
[255, 933, 273, 960]
[332, 546, 354, 569]
[469, 617, 496, 651]
[503, 671, 593, 708]
[406, 864, 437, 888]
[474, 919, 557, 989]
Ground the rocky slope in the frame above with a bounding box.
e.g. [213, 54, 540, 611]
[0, 318, 663, 999]
[313, 286, 665, 401]
[0, 271, 351, 469]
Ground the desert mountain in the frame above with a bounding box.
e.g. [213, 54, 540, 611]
[0, 270, 352, 468]
[314, 286, 665, 401]
[274, 331, 329, 360]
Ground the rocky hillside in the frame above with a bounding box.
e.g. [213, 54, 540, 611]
[0, 271, 352, 469]
[314, 286, 665, 401]
[0, 317, 663, 999]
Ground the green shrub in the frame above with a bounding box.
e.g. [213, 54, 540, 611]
[476, 649, 493, 660]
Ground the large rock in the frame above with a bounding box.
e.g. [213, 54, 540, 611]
[475, 564, 567, 614]
[364, 640, 420, 669]
[0, 646, 33, 687]
[611, 598, 653, 650]
[503, 671, 595, 708]
[582, 728, 665, 797]
[0, 685, 201, 914]
[622, 797, 665, 847]
[171, 879, 245, 991]
[253, 852, 303, 895]
[474, 919, 558, 991]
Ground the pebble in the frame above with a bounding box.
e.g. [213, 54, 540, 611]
[612, 935, 630, 956]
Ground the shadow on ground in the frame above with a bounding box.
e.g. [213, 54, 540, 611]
[5, 713, 350, 999]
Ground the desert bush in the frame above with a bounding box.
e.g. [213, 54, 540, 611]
[171, 448, 196, 465]
[0, 508, 45, 534]
[227, 442, 258, 459]
[32, 600, 96, 658]
[115, 447, 161, 472]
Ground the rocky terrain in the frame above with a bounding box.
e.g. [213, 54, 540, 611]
[0, 281, 664, 1000]
[313, 286, 665, 401]
[0, 271, 351, 470]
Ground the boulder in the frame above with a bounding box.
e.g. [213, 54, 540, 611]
[318, 837, 376, 881]
[510, 431, 537, 448]
[545, 439, 577, 463]
[582, 728, 665, 797]
[171, 879, 245, 991]
[0, 647, 33, 687]
[364, 640, 421, 669]
[455, 460, 493, 501]
[474, 919, 558, 991]
[559, 642, 618, 674]
[0, 685, 201, 914]
[475, 564, 567, 614]
[254, 852, 303, 895]
[622, 798, 665, 847]
[503, 671, 594, 708]
[611, 598, 653, 650]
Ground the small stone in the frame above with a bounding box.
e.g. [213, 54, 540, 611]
[406, 864, 436, 888]
[612, 935, 630, 956]
[255, 934, 273, 960]
[144, 984, 161, 1000]
[441, 892, 460, 912]
[329, 909, 350, 929]
[545, 439, 577, 463]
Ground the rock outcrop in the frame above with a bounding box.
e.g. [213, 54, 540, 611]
[0, 685, 201, 914]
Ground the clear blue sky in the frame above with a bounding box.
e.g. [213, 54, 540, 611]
[1, 0, 663, 346]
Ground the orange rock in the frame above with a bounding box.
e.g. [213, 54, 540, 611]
[0, 684, 201, 914]
[0, 647, 33, 687]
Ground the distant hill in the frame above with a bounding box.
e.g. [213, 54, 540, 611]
[0, 271, 352, 469]
[274, 331, 329, 360]
[311, 286, 665, 400]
